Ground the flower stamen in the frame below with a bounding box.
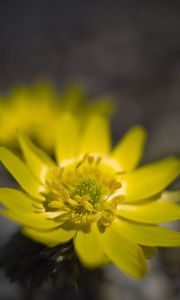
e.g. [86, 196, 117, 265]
[42, 154, 124, 228]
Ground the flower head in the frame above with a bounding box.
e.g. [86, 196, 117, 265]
[0, 82, 113, 151]
[0, 113, 180, 279]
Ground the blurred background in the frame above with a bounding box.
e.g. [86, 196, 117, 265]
[0, 0, 180, 299]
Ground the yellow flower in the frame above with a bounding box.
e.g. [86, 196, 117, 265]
[0, 113, 180, 279]
[0, 82, 113, 151]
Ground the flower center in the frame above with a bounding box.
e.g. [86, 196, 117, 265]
[72, 178, 101, 203]
[40, 154, 124, 230]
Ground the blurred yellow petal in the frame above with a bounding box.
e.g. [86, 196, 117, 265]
[0, 147, 44, 200]
[89, 95, 115, 117]
[60, 84, 85, 110]
[18, 133, 55, 183]
[117, 201, 180, 223]
[112, 126, 147, 171]
[0, 188, 34, 212]
[114, 218, 180, 247]
[55, 113, 80, 163]
[80, 115, 111, 155]
[22, 227, 75, 247]
[74, 228, 110, 268]
[0, 209, 59, 230]
[95, 223, 147, 279]
[124, 157, 180, 203]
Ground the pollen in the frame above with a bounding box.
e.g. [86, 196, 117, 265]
[43, 154, 124, 228]
[73, 178, 102, 203]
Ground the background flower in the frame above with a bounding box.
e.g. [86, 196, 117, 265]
[0, 81, 113, 151]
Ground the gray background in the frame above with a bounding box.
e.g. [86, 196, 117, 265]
[0, 0, 180, 299]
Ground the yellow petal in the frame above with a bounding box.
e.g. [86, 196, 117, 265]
[60, 84, 85, 110]
[0, 188, 35, 212]
[22, 226, 75, 247]
[0, 209, 60, 230]
[117, 201, 180, 223]
[80, 115, 111, 155]
[94, 223, 147, 279]
[0, 147, 44, 200]
[55, 113, 80, 163]
[89, 96, 115, 117]
[112, 126, 147, 171]
[74, 228, 110, 268]
[114, 218, 180, 247]
[124, 157, 180, 203]
[18, 133, 55, 183]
